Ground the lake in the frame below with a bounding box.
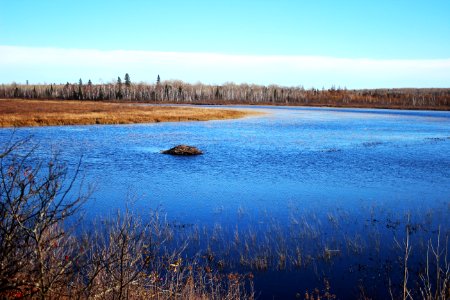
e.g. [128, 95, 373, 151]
[1, 106, 449, 298]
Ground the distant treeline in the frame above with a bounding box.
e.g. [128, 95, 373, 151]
[1, 80, 450, 109]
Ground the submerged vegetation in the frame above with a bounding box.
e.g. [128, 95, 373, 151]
[0, 138, 449, 299]
[0, 99, 255, 127]
[1, 79, 449, 110]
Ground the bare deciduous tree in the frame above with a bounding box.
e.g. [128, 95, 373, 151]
[1, 81, 448, 109]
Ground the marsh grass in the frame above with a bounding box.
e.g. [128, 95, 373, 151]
[1, 138, 448, 299]
[0, 99, 257, 127]
[168, 205, 449, 299]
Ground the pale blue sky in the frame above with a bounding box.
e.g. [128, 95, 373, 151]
[1, 0, 449, 87]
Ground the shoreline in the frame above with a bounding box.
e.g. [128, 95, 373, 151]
[0, 99, 260, 128]
[189, 101, 450, 111]
[1, 98, 448, 128]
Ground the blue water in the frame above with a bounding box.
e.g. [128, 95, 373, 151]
[1, 106, 449, 298]
[3, 106, 448, 217]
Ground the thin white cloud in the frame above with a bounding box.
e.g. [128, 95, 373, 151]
[0, 45, 449, 88]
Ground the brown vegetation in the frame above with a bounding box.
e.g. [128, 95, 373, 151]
[0, 99, 255, 127]
[1, 81, 449, 110]
[0, 139, 254, 299]
[0, 138, 449, 299]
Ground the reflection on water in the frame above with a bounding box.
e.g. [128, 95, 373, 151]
[1, 106, 449, 298]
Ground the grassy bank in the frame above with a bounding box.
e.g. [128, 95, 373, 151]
[0, 99, 257, 127]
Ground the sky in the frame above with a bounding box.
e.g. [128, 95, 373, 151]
[0, 0, 449, 88]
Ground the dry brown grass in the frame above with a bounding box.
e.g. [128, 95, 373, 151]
[0, 99, 258, 127]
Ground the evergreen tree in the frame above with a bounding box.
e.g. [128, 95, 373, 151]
[116, 76, 123, 99]
[98, 88, 104, 100]
[157, 74, 161, 85]
[124, 73, 131, 87]
[215, 86, 220, 100]
[78, 78, 83, 100]
[88, 79, 92, 86]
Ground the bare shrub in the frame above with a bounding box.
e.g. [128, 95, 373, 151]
[0, 137, 254, 299]
[0, 137, 86, 299]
